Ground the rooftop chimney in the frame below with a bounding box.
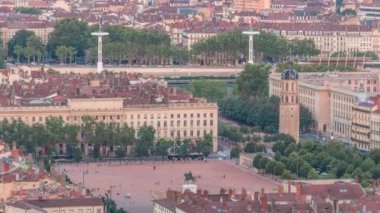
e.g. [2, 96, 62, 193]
[196, 189, 202, 196]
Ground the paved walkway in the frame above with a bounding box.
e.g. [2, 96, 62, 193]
[62, 160, 276, 213]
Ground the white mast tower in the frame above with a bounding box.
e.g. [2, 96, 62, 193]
[91, 18, 109, 73]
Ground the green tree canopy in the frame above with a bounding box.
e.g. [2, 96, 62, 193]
[136, 125, 155, 157]
[48, 18, 91, 59]
[236, 64, 270, 98]
[187, 79, 228, 102]
[7, 30, 35, 58]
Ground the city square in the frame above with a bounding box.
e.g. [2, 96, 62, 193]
[61, 160, 277, 213]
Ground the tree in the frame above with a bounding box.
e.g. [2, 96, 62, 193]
[156, 139, 173, 159]
[56, 46, 69, 63]
[45, 117, 65, 155]
[67, 144, 82, 162]
[196, 134, 213, 157]
[13, 45, 23, 64]
[341, 9, 357, 16]
[236, 64, 271, 98]
[116, 124, 135, 147]
[67, 46, 77, 64]
[115, 147, 126, 159]
[136, 125, 155, 157]
[282, 170, 293, 179]
[369, 149, 380, 164]
[230, 147, 241, 159]
[371, 166, 380, 179]
[48, 18, 91, 59]
[26, 35, 44, 63]
[307, 169, 319, 179]
[14, 7, 41, 14]
[178, 139, 190, 159]
[289, 39, 320, 57]
[265, 160, 277, 174]
[253, 153, 263, 169]
[187, 79, 228, 102]
[8, 30, 35, 59]
[360, 158, 376, 172]
[244, 142, 265, 153]
[300, 106, 313, 132]
[273, 162, 286, 176]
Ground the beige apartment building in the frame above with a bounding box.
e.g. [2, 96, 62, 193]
[182, 29, 216, 51]
[269, 71, 380, 150]
[5, 198, 104, 213]
[0, 22, 54, 49]
[0, 98, 219, 153]
[259, 23, 377, 55]
[233, 0, 271, 12]
[351, 102, 372, 151]
[371, 110, 380, 149]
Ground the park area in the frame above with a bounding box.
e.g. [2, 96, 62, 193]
[62, 160, 277, 213]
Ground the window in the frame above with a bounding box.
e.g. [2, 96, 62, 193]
[78, 210, 83, 213]
[210, 113, 213, 118]
[177, 114, 180, 118]
[69, 210, 74, 213]
[96, 209, 101, 213]
[87, 209, 91, 213]
[117, 115, 120, 120]
[157, 121, 160, 127]
[204, 120, 207, 126]
[61, 211, 66, 213]
[210, 120, 213, 126]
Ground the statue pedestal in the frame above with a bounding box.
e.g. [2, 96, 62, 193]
[182, 184, 197, 193]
